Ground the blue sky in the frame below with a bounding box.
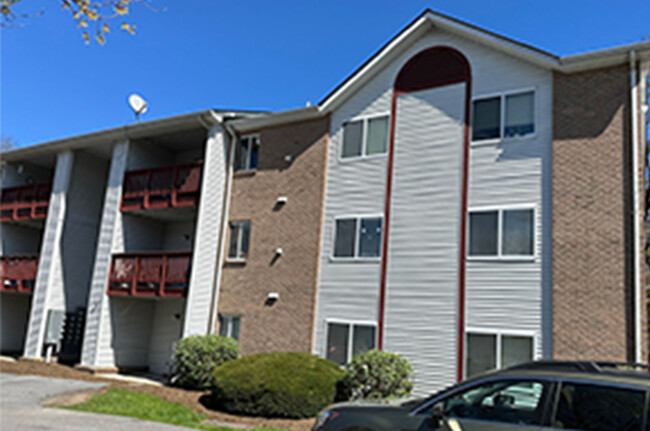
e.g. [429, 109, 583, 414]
[2, 0, 649, 147]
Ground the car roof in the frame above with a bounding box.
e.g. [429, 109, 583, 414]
[489, 361, 650, 389]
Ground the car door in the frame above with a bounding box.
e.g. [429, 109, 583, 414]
[542, 380, 646, 431]
[407, 378, 552, 431]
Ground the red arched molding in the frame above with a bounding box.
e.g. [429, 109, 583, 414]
[377, 46, 471, 383]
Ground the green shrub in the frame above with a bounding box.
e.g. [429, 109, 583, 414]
[173, 335, 239, 390]
[340, 350, 413, 400]
[211, 352, 344, 418]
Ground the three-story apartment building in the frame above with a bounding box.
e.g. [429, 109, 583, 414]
[1, 9, 648, 394]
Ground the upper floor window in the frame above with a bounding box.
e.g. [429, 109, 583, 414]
[326, 321, 376, 365]
[341, 115, 389, 159]
[228, 221, 250, 261]
[236, 135, 260, 171]
[468, 207, 534, 258]
[472, 91, 534, 142]
[333, 216, 383, 259]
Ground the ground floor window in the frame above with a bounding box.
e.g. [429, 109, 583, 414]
[326, 321, 376, 365]
[219, 314, 241, 341]
[466, 330, 534, 377]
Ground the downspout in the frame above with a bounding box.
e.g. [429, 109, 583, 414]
[206, 113, 237, 334]
[630, 50, 642, 363]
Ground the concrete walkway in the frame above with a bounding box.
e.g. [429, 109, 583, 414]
[0, 373, 198, 430]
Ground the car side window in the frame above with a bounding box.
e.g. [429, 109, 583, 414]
[442, 379, 549, 426]
[553, 382, 645, 431]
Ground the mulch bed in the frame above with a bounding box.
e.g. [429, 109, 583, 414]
[0, 360, 315, 431]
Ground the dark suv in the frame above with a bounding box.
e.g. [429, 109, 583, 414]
[313, 361, 650, 431]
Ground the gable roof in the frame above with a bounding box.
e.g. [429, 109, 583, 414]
[318, 9, 650, 112]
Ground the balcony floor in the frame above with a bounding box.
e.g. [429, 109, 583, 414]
[123, 206, 197, 222]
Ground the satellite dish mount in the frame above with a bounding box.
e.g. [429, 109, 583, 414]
[128, 93, 148, 121]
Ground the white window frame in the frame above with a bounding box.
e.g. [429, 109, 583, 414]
[464, 327, 539, 378]
[324, 318, 378, 364]
[219, 314, 241, 340]
[236, 134, 260, 172]
[467, 204, 537, 261]
[471, 87, 537, 146]
[339, 112, 390, 161]
[330, 214, 384, 261]
[227, 220, 251, 262]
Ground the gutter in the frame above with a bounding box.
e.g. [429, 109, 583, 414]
[206, 111, 238, 334]
[630, 50, 643, 363]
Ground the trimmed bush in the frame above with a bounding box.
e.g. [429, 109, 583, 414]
[340, 349, 413, 400]
[211, 352, 344, 418]
[173, 335, 239, 390]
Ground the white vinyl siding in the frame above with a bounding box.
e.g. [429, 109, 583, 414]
[315, 26, 553, 394]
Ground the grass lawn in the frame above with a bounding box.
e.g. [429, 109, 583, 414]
[64, 388, 287, 431]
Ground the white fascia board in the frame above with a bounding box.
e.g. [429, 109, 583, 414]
[425, 11, 560, 69]
[228, 106, 321, 133]
[318, 15, 432, 113]
[559, 42, 650, 73]
[1, 110, 223, 162]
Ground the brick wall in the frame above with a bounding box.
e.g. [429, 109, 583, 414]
[553, 64, 647, 361]
[217, 116, 329, 355]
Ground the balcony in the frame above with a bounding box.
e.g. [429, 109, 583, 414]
[121, 162, 203, 212]
[107, 251, 192, 298]
[0, 255, 39, 293]
[0, 183, 51, 222]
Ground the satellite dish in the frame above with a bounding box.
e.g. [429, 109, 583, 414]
[128, 93, 148, 121]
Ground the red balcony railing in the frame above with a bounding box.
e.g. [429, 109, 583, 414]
[1, 183, 51, 222]
[121, 162, 203, 211]
[107, 251, 192, 298]
[0, 254, 39, 293]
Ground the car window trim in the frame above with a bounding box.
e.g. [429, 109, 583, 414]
[411, 374, 557, 417]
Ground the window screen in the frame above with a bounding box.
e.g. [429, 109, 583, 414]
[502, 209, 534, 256]
[352, 325, 376, 357]
[358, 218, 382, 257]
[228, 221, 251, 259]
[502, 335, 533, 368]
[469, 211, 498, 256]
[366, 116, 389, 155]
[466, 333, 497, 377]
[505, 92, 534, 138]
[342, 121, 363, 158]
[326, 323, 349, 366]
[334, 219, 356, 257]
[472, 97, 500, 140]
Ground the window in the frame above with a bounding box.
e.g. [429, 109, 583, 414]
[472, 91, 534, 142]
[333, 216, 383, 259]
[236, 135, 260, 171]
[468, 207, 534, 258]
[218, 314, 241, 341]
[341, 115, 389, 158]
[466, 332, 534, 377]
[326, 321, 376, 365]
[228, 221, 250, 260]
[553, 382, 645, 431]
[441, 379, 550, 427]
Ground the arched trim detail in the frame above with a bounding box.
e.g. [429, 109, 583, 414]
[377, 46, 472, 384]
